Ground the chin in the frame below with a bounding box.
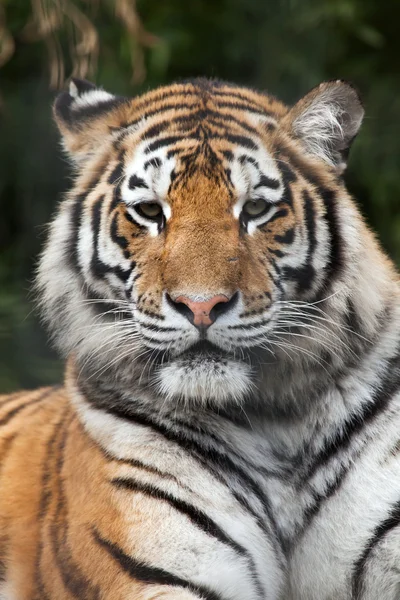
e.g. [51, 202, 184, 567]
[154, 344, 254, 407]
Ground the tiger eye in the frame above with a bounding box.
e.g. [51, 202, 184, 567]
[137, 202, 162, 219]
[242, 199, 268, 217]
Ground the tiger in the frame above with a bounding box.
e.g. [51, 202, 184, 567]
[1, 74, 400, 600]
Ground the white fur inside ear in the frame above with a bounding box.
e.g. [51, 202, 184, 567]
[71, 89, 115, 110]
[69, 80, 79, 99]
[293, 92, 346, 167]
[292, 84, 363, 168]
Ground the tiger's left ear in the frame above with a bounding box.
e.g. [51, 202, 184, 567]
[282, 80, 364, 172]
[53, 79, 128, 163]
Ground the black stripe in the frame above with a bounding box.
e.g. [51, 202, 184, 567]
[222, 149, 234, 160]
[304, 350, 400, 482]
[239, 155, 258, 167]
[168, 109, 261, 137]
[111, 479, 268, 599]
[210, 132, 257, 150]
[136, 307, 165, 321]
[109, 406, 270, 512]
[259, 207, 289, 228]
[108, 454, 193, 490]
[207, 112, 260, 136]
[275, 145, 344, 294]
[120, 102, 199, 132]
[128, 175, 148, 190]
[352, 500, 400, 598]
[139, 332, 173, 348]
[141, 323, 177, 333]
[274, 228, 294, 245]
[293, 352, 400, 542]
[67, 157, 111, 274]
[303, 190, 317, 258]
[107, 153, 124, 185]
[277, 161, 296, 205]
[145, 135, 184, 154]
[94, 530, 225, 600]
[215, 100, 273, 116]
[110, 213, 128, 251]
[90, 196, 108, 280]
[0, 388, 56, 428]
[281, 190, 317, 293]
[254, 175, 280, 190]
[276, 146, 323, 190]
[141, 120, 172, 139]
[318, 186, 343, 294]
[144, 157, 162, 170]
[81, 387, 281, 552]
[112, 476, 252, 560]
[227, 318, 270, 330]
[212, 88, 269, 108]
[68, 193, 86, 274]
[90, 196, 130, 284]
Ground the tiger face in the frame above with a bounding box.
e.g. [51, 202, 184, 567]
[38, 78, 364, 406]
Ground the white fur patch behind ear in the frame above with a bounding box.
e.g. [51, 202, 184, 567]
[289, 81, 364, 169]
[71, 89, 116, 110]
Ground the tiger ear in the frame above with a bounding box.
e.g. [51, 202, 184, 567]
[53, 79, 128, 163]
[283, 80, 364, 172]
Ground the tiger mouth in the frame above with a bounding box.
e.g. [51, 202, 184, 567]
[176, 340, 232, 361]
[142, 340, 235, 369]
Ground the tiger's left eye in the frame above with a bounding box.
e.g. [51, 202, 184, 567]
[242, 199, 268, 217]
[136, 202, 163, 220]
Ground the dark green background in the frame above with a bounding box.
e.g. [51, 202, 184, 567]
[1, 0, 399, 392]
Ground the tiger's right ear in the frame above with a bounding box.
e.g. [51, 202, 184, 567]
[53, 79, 128, 163]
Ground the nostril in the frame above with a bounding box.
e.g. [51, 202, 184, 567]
[166, 293, 195, 324]
[209, 291, 239, 323]
[166, 292, 239, 327]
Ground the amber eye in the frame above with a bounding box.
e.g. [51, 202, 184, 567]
[135, 202, 163, 220]
[242, 199, 268, 218]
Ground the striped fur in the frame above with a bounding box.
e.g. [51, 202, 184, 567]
[1, 77, 400, 599]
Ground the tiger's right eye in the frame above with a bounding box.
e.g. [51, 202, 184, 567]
[135, 202, 163, 220]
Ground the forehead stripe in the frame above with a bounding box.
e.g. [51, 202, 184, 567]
[170, 110, 261, 135]
[254, 175, 280, 190]
[212, 88, 270, 107]
[143, 157, 162, 170]
[122, 103, 203, 131]
[138, 111, 263, 147]
[128, 175, 148, 190]
[145, 135, 183, 154]
[214, 100, 276, 117]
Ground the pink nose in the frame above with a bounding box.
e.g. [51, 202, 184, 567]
[174, 295, 229, 327]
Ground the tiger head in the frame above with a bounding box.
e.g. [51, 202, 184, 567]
[38, 77, 367, 408]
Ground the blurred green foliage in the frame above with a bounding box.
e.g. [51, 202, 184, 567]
[0, 0, 399, 392]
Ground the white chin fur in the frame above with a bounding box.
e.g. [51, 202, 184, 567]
[155, 357, 254, 406]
